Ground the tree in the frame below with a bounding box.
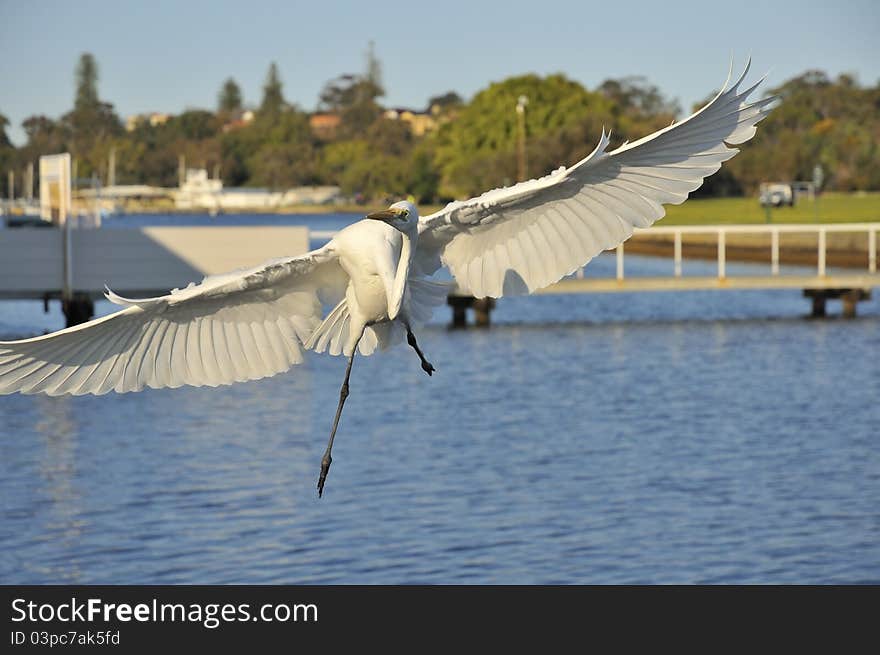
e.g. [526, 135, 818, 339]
[21, 115, 67, 160]
[320, 139, 406, 199]
[428, 91, 463, 112]
[259, 62, 286, 118]
[75, 53, 100, 114]
[724, 71, 880, 192]
[434, 73, 617, 198]
[599, 76, 679, 118]
[319, 75, 382, 137]
[246, 110, 316, 188]
[319, 74, 361, 111]
[318, 44, 385, 137]
[60, 53, 122, 181]
[599, 76, 680, 137]
[0, 113, 14, 197]
[0, 113, 12, 149]
[218, 78, 243, 113]
[168, 110, 221, 140]
[407, 140, 440, 203]
[364, 41, 384, 100]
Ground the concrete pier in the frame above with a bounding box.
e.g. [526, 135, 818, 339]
[0, 226, 310, 326]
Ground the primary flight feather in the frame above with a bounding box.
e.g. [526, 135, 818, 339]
[0, 60, 774, 495]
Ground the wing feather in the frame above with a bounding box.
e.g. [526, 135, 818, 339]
[0, 246, 347, 395]
[417, 60, 775, 297]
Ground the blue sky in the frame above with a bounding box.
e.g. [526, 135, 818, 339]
[1, 0, 878, 145]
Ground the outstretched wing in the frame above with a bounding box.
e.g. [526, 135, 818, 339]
[416, 60, 776, 297]
[0, 245, 347, 396]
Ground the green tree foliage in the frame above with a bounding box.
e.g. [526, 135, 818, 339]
[407, 140, 440, 203]
[66, 53, 122, 141]
[319, 74, 383, 137]
[107, 110, 222, 187]
[218, 78, 243, 114]
[9, 51, 880, 205]
[319, 44, 385, 139]
[59, 53, 123, 181]
[726, 71, 880, 192]
[364, 41, 384, 99]
[0, 112, 13, 196]
[259, 62, 286, 118]
[317, 117, 414, 199]
[20, 116, 66, 158]
[428, 91, 463, 111]
[0, 113, 12, 149]
[434, 74, 617, 198]
[246, 110, 316, 188]
[18, 116, 68, 195]
[170, 110, 221, 140]
[320, 139, 405, 200]
[75, 53, 99, 113]
[599, 76, 680, 135]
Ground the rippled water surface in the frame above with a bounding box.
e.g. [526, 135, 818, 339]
[1, 213, 878, 583]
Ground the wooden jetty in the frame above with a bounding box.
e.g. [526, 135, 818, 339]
[446, 223, 879, 326]
[0, 226, 309, 326]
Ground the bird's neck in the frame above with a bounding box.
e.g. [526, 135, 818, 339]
[388, 231, 412, 320]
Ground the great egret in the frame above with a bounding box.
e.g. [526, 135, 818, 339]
[0, 61, 774, 496]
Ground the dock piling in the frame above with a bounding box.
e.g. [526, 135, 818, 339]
[62, 293, 94, 327]
[803, 288, 871, 319]
[447, 295, 496, 328]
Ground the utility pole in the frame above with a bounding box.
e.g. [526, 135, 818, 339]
[108, 146, 116, 187]
[178, 154, 186, 187]
[25, 162, 34, 201]
[7, 170, 13, 201]
[516, 95, 529, 182]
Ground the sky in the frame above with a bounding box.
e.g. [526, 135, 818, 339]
[1, 0, 878, 145]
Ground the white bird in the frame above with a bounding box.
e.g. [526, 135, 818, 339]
[0, 61, 774, 495]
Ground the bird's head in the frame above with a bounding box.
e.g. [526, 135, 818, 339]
[366, 201, 419, 236]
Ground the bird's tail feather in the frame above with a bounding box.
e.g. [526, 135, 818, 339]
[304, 276, 450, 358]
[304, 299, 385, 357]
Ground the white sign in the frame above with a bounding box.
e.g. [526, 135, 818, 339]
[39, 153, 71, 224]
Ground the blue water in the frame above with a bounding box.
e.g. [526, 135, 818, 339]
[1, 213, 878, 583]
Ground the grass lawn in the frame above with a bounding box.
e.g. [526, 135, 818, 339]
[415, 193, 880, 225]
[658, 192, 880, 225]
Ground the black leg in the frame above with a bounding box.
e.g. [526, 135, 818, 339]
[406, 326, 435, 376]
[317, 330, 363, 498]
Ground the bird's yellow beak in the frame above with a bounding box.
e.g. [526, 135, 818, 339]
[366, 208, 405, 223]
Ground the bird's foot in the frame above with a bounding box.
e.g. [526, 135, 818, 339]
[421, 359, 435, 376]
[317, 453, 332, 498]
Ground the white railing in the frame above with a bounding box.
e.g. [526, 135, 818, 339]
[309, 223, 880, 281]
[613, 223, 879, 280]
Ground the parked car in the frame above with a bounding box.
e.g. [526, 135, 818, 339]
[759, 183, 795, 207]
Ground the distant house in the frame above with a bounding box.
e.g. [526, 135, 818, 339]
[309, 112, 342, 139]
[221, 109, 255, 133]
[125, 112, 171, 132]
[383, 107, 437, 137]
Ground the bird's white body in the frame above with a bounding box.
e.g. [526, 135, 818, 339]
[0, 60, 775, 402]
[335, 219, 407, 326]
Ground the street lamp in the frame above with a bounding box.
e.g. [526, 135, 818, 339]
[516, 95, 529, 182]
